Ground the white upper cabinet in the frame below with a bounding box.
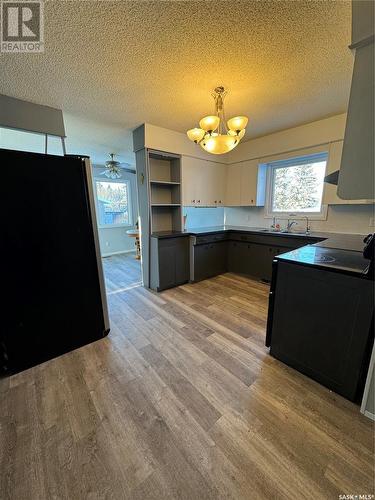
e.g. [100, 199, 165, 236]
[225, 164, 241, 206]
[224, 160, 266, 207]
[240, 160, 260, 206]
[182, 156, 226, 207]
[204, 163, 226, 206]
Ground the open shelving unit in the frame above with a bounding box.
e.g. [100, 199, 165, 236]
[133, 122, 185, 288]
[148, 150, 182, 233]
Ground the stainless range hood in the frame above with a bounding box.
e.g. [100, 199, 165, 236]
[337, 1, 374, 200]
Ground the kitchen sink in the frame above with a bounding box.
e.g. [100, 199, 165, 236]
[257, 229, 310, 236]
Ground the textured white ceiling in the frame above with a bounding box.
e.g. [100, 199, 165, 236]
[0, 0, 352, 163]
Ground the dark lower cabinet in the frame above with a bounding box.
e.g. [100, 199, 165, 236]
[227, 241, 289, 281]
[227, 241, 246, 274]
[153, 231, 321, 290]
[150, 236, 190, 291]
[194, 241, 227, 281]
[268, 261, 374, 401]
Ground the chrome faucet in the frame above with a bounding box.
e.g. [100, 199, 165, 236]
[304, 216, 311, 234]
[286, 219, 298, 232]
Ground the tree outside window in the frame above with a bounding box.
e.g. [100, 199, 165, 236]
[266, 154, 328, 216]
[95, 180, 131, 226]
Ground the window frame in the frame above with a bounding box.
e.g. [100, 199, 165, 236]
[264, 152, 329, 220]
[93, 177, 133, 229]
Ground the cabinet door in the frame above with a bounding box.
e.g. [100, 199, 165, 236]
[194, 244, 210, 281]
[181, 157, 200, 206]
[225, 164, 241, 206]
[227, 241, 248, 274]
[270, 262, 374, 401]
[158, 244, 176, 289]
[195, 242, 228, 281]
[240, 160, 258, 206]
[200, 163, 226, 206]
[211, 163, 226, 206]
[175, 238, 189, 285]
[211, 241, 228, 275]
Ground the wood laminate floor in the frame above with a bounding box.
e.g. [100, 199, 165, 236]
[0, 267, 374, 499]
[102, 252, 142, 293]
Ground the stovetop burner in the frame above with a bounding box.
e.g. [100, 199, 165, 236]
[314, 255, 336, 263]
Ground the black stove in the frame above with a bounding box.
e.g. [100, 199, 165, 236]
[276, 245, 371, 276]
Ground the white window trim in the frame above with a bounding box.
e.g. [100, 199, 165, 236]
[264, 152, 329, 221]
[93, 177, 133, 229]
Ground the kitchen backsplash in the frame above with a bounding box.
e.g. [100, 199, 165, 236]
[183, 207, 225, 229]
[224, 205, 375, 235]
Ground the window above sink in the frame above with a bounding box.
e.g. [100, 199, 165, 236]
[264, 152, 329, 220]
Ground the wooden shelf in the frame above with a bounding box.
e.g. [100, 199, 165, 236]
[150, 180, 180, 186]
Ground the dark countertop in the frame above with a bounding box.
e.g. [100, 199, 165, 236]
[151, 225, 371, 276]
[276, 245, 371, 276]
[152, 225, 322, 239]
[152, 225, 367, 250]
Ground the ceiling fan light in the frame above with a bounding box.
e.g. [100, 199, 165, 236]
[227, 116, 248, 132]
[187, 128, 205, 143]
[199, 115, 220, 132]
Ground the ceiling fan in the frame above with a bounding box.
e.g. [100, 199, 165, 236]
[100, 153, 133, 179]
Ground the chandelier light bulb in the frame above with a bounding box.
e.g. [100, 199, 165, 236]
[199, 115, 220, 132]
[227, 116, 248, 132]
[187, 128, 205, 143]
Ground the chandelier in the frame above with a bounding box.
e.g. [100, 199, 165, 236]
[187, 86, 248, 155]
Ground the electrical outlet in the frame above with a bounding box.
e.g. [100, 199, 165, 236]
[105, 241, 110, 247]
[369, 217, 375, 228]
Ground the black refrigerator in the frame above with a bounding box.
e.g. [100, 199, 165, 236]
[1, 148, 110, 374]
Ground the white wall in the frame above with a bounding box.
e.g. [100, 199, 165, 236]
[144, 123, 227, 163]
[226, 113, 347, 163]
[92, 166, 139, 256]
[225, 205, 374, 235]
[223, 113, 374, 234]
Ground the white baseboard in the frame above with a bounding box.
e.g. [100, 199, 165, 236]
[101, 249, 136, 258]
[363, 410, 375, 421]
